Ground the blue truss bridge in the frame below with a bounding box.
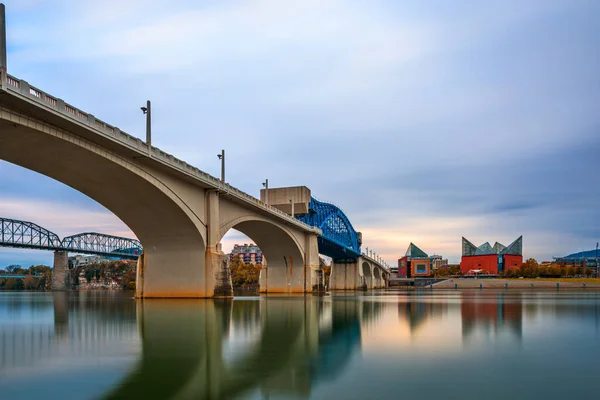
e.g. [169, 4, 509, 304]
[296, 197, 362, 261]
[0, 217, 142, 259]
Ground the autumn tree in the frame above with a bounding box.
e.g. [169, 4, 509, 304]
[230, 255, 261, 289]
[23, 274, 38, 290]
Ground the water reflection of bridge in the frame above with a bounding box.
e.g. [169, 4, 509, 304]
[0, 293, 385, 399]
[0, 292, 138, 372]
[105, 296, 384, 399]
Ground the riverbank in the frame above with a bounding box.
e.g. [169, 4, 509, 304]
[432, 278, 600, 289]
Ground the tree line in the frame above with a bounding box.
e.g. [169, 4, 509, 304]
[0, 265, 52, 290]
[500, 258, 594, 278]
[433, 259, 595, 278]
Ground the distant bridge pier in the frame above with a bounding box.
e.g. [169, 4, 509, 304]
[51, 251, 70, 291]
[258, 233, 322, 293]
[330, 260, 358, 290]
[329, 255, 388, 291]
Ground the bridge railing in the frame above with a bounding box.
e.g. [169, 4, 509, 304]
[361, 252, 390, 271]
[2, 74, 320, 235]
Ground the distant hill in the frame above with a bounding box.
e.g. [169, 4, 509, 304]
[564, 249, 599, 259]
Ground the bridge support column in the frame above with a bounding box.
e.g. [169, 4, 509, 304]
[135, 251, 145, 298]
[330, 261, 358, 290]
[211, 244, 232, 297]
[51, 251, 70, 291]
[306, 233, 324, 292]
[258, 256, 304, 294]
[358, 257, 371, 290]
[206, 190, 233, 298]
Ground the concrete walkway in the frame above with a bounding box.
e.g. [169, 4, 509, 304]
[432, 278, 600, 289]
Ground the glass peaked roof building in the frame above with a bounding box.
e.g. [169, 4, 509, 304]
[405, 243, 429, 259]
[461, 236, 523, 274]
[462, 236, 523, 257]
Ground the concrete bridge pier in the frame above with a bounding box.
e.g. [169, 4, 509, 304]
[207, 190, 233, 298]
[330, 261, 358, 290]
[258, 233, 322, 294]
[360, 259, 373, 290]
[209, 244, 232, 298]
[51, 251, 70, 291]
[307, 233, 325, 292]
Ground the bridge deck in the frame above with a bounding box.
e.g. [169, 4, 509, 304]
[0, 72, 320, 236]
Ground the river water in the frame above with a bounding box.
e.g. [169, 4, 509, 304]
[1, 290, 599, 399]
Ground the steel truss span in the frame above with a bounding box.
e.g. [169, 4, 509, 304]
[0, 217, 142, 259]
[296, 197, 361, 261]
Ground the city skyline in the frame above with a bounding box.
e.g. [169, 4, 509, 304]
[1, 0, 599, 267]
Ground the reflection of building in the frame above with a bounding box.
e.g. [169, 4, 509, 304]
[229, 244, 263, 264]
[398, 300, 448, 335]
[461, 294, 523, 340]
[460, 236, 523, 275]
[397, 243, 447, 277]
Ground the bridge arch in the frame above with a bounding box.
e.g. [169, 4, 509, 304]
[219, 215, 306, 293]
[296, 198, 360, 260]
[373, 266, 381, 288]
[0, 108, 208, 297]
[361, 261, 372, 289]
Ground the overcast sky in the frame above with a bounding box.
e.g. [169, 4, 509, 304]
[1, 0, 599, 268]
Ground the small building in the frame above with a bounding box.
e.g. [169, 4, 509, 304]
[397, 243, 440, 278]
[229, 243, 263, 265]
[69, 254, 110, 268]
[430, 255, 449, 270]
[460, 236, 523, 275]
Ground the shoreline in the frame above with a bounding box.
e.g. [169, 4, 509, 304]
[429, 278, 600, 289]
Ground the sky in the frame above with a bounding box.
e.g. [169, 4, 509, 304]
[1, 0, 599, 268]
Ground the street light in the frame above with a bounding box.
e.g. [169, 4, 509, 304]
[289, 198, 295, 217]
[217, 150, 225, 182]
[141, 100, 151, 151]
[262, 179, 269, 205]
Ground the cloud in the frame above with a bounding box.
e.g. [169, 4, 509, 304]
[0, 197, 134, 238]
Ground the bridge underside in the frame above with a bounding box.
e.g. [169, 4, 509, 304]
[0, 114, 210, 297]
[317, 237, 361, 262]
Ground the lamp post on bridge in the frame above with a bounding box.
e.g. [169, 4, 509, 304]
[262, 179, 269, 205]
[0, 3, 6, 83]
[217, 150, 225, 182]
[289, 198, 295, 217]
[140, 100, 151, 154]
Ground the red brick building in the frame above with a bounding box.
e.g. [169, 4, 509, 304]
[460, 236, 523, 275]
[398, 243, 435, 278]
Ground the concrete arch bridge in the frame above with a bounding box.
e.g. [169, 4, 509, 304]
[0, 5, 388, 297]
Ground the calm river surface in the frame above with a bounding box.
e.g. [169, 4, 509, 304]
[1, 290, 600, 399]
